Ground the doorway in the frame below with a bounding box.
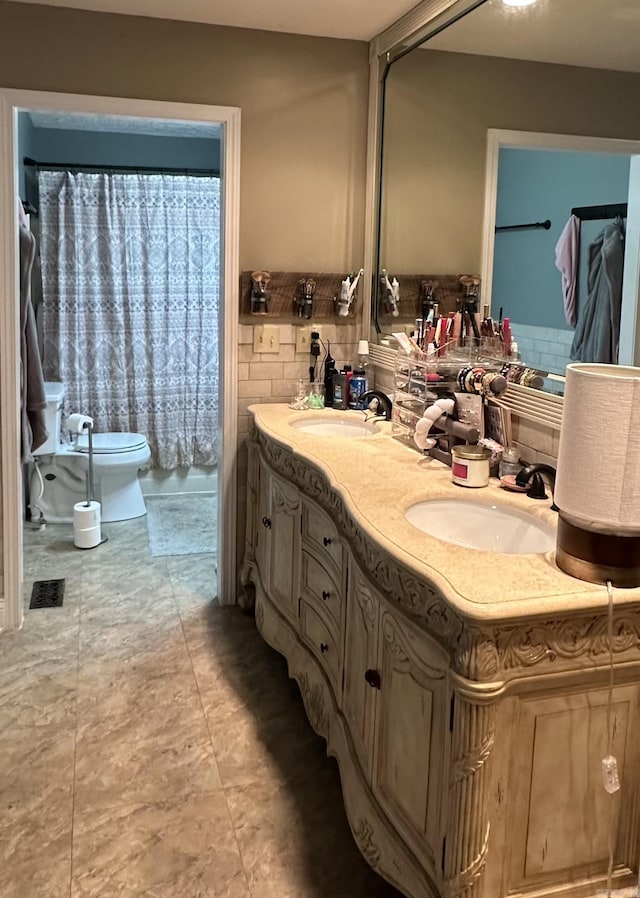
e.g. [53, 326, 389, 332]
[0, 90, 241, 631]
[481, 129, 640, 371]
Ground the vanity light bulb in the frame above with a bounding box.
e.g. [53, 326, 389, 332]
[502, 0, 538, 6]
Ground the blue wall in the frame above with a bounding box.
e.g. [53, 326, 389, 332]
[18, 114, 220, 208]
[492, 148, 630, 331]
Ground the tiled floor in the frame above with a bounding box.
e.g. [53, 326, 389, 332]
[1, 512, 403, 897]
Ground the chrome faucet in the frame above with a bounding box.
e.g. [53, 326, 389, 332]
[359, 390, 393, 421]
[515, 463, 558, 510]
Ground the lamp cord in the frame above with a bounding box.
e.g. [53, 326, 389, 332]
[606, 579, 615, 898]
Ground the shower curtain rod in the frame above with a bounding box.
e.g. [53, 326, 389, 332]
[23, 157, 219, 177]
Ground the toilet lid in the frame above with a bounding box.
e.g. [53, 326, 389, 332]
[75, 432, 148, 454]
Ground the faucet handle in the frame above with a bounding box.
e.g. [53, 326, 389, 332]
[526, 472, 548, 500]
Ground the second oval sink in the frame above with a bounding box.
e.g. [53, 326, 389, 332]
[405, 499, 555, 554]
[290, 415, 380, 437]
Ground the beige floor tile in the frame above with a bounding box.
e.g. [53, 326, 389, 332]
[73, 680, 222, 812]
[78, 614, 192, 683]
[0, 802, 73, 898]
[71, 792, 250, 898]
[0, 723, 75, 830]
[226, 771, 403, 898]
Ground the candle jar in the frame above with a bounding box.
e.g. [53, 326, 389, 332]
[451, 444, 491, 488]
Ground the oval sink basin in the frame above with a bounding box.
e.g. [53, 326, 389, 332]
[405, 498, 555, 554]
[290, 416, 380, 437]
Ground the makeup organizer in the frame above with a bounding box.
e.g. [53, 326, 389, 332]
[391, 342, 534, 461]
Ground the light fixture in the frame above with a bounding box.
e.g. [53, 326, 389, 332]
[502, 0, 538, 7]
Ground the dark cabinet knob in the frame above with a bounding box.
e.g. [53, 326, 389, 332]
[262, 517, 272, 529]
[364, 669, 381, 689]
[322, 590, 330, 601]
[320, 643, 329, 654]
[323, 536, 332, 547]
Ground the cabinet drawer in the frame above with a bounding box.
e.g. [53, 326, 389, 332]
[302, 500, 343, 579]
[300, 599, 341, 694]
[300, 549, 343, 634]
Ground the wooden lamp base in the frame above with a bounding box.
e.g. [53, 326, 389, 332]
[556, 513, 640, 588]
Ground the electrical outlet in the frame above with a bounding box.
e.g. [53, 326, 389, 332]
[296, 325, 321, 354]
[253, 324, 280, 354]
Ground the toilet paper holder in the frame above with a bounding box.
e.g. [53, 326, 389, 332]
[67, 413, 106, 550]
[67, 413, 95, 507]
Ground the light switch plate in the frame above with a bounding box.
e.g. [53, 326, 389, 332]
[253, 325, 280, 354]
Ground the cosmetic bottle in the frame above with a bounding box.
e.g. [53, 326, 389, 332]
[356, 340, 370, 382]
[349, 368, 367, 408]
[332, 371, 348, 409]
[502, 317, 513, 355]
[343, 365, 353, 406]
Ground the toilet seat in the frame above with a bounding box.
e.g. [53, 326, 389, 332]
[75, 432, 148, 454]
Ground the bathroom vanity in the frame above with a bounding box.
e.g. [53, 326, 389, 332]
[241, 405, 640, 898]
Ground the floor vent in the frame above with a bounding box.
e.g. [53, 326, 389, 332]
[29, 579, 65, 609]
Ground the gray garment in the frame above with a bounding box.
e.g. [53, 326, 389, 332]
[570, 221, 625, 364]
[20, 225, 48, 461]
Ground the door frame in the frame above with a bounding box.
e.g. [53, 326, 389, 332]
[0, 89, 241, 630]
[481, 128, 640, 365]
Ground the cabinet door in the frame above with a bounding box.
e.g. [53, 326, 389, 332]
[267, 471, 301, 625]
[372, 609, 449, 867]
[343, 558, 380, 782]
[506, 683, 640, 896]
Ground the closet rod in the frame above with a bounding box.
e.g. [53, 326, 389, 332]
[571, 202, 628, 221]
[23, 157, 219, 177]
[495, 219, 551, 233]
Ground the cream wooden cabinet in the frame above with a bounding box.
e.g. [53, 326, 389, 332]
[243, 427, 640, 898]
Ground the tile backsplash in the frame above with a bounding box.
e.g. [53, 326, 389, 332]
[237, 322, 361, 437]
[511, 322, 572, 377]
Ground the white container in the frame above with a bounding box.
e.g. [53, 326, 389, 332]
[451, 445, 491, 488]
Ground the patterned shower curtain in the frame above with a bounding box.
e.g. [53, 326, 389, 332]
[38, 170, 220, 470]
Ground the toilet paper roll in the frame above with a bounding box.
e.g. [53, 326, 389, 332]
[73, 501, 102, 549]
[67, 413, 94, 434]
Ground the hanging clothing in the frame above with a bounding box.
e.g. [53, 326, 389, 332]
[19, 225, 48, 461]
[38, 170, 221, 470]
[555, 214, 580, 327]
[570, 220, 625, 364]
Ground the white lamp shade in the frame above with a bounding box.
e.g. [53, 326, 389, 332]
[555, 363, 640, 534]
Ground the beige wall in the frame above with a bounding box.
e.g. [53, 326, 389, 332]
[0, 1, 369, 272]
[381, 49, 640, 273]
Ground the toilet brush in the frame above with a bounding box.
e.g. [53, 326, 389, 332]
[67, 414, 105, 550]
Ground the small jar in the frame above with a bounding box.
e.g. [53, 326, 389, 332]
[451, 444, 491, 488]
[308, 383, 325, 409]
[499, 446, 521, 479]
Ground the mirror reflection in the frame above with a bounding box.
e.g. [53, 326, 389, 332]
[374, 0, 640, 386]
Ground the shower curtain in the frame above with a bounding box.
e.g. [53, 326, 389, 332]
[38, 169, 220, 469]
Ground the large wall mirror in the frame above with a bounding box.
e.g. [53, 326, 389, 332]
[371, 0, 640, 386]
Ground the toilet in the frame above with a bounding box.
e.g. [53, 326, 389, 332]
[31, 382, 151, 523]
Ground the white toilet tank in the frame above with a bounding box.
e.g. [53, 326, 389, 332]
[34, 382, 65, 456]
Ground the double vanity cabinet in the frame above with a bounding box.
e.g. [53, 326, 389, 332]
[241, 406, 640, 898]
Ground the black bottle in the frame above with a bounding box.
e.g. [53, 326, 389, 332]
[324, 348, 336, 406]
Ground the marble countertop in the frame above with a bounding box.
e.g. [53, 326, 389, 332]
[250, 404, 640, 623]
